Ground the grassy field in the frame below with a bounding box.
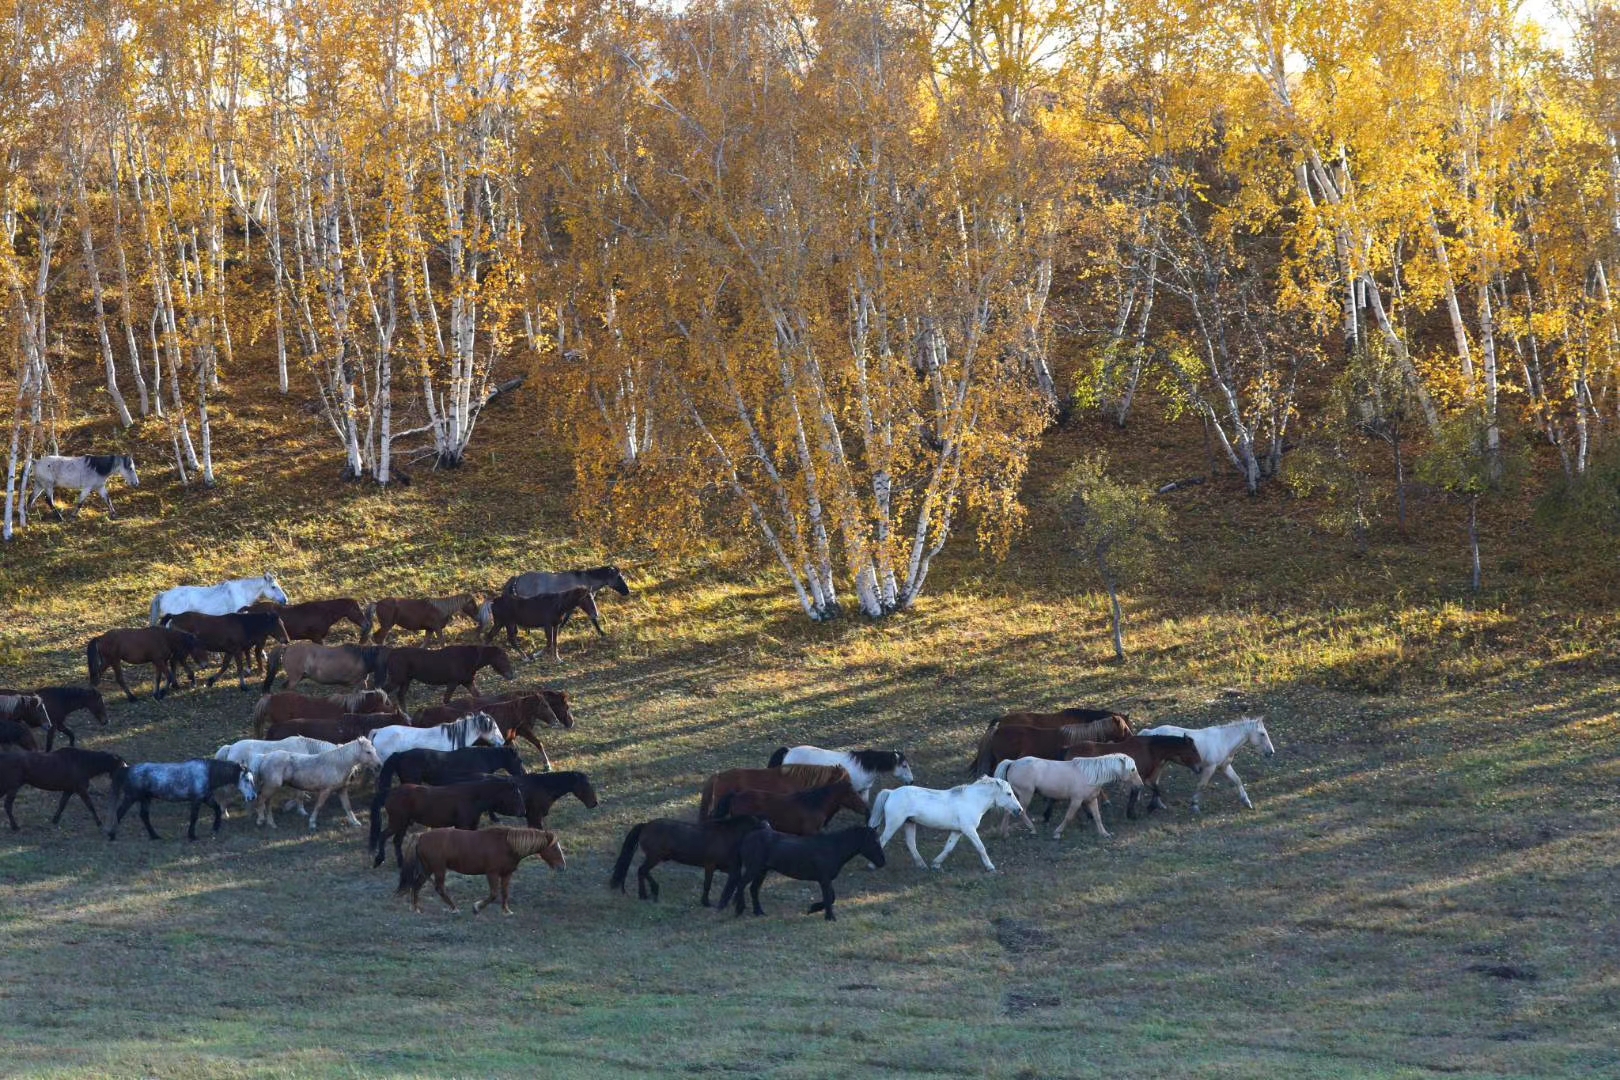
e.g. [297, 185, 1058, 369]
[3, 373, 1620, 1078]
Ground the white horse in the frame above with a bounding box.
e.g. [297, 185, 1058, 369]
[767, 746, 914, 803]
[29, 454, 139, 520]
[1139, 715, 1275, 813]
[993, 754, 1142, 840]
[868, 777, 1026, 872]
[368, 712, 505, 764]
[150, 573, 288, 626]
[252, 737, 383, 830]
[216, 736, 338, 817]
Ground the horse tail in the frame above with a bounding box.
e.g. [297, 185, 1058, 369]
[261, 648, 284, 693]
[992, 759, 1014, 783]
[149, 594, 163, 626]
[868, 788, 891, 830]
[251, 694, 273, 738]
[969, 724, 1001, 776]
[107, 764, 129, 811]
[86, 638, 103, 685]
[697, 777, 715, 820]
[766, 747, 788, 769]
[373, 755, 401, 811]
[158, 612, 175, 627]
[395, 836, 428, 897]
[712, 792, 736, 820]
[608, 823, 644, 893]
[360, 603, 376, 644]
[368, 788, 387, 852]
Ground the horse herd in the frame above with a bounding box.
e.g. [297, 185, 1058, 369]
[2, 567, 1279, 924]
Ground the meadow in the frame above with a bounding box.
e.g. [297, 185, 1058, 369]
[2, 381, 1619, 1079]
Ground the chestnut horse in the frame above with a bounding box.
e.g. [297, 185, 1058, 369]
[245, 598, 370, 644]
[711, 782, 869, 836]
[609, 815, 768, 906]
[396, 826, 565, 914]
[261, 642, 390, 693]
[160, 611, 291, 691]
[968, 708, 1133, 775]
[1064, 734, 1202, 818]
[381, 645, 514, 704]
[416, 689, 573, 730]
[698, 765, 852, 820]
[368, 595, 485, 646]
[251, 689, 396, 737]
[87, 628, 203, 701]
[371, 779, 528, 867]
[483, 588, 601, 662]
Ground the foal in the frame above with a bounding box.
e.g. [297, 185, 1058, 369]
[723, 825, 887, 921]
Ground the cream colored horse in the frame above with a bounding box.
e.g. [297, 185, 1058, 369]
[252, 737, 382, 830]
[993, 754, 1142, 840]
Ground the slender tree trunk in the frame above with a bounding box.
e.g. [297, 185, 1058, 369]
[1468, 498, 1481, 593]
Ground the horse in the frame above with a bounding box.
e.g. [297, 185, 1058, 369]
[609, 816, 768, 906]
[0, 749, 125, 830]
[244, 598, 371, 645]
[503, 565, 630, 618]
[150, 573, 286, 626]
[721, 825, 887, 921]
[0, 719, 40, 752]
[261, 714, 398, 746]
[28, 454, 138, 520]
[993, 754, 1143, 840]
[107, 759, 256, 841]
[510, 771, 598, 827]
[968, 708, 1133, 775]
[368, 745, 528, 846]
[410, 692, 560, 764]
[159, 611, 290, 691]
[251, 688, 395, 737]
[396, 826, 565, 915]
[261, 642, 390, 693]
[0, 695, 50, 742]
[482, 588, 601, 662]
[381, 645, 514, 704]
[87, 628, 203, 701]
[369, 712, 506, 764]
[27, 686, 108, 750]
[712, 783, 869, 836]
[868, 777, 1027, 872]
[368, 595, 486, 646]
[371, 779, 528, 867]
[1063, 735, 1202, 818]
[1139, 716, 1276, 813]
[215, 735, 337, 817]
[251, 737, 383, 830]
[766, 746, 914, 803]
[698, 764, 853, 820]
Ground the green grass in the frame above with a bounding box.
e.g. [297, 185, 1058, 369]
[3, 369, 1620, 1077]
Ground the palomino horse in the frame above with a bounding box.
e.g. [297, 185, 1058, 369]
[244, 599, 370, 645]
[381, 645, 514, 704]
[609, 816, 768, 907]
[107, 759, 256, 841]
[1140, 716, 1276, 813]
[712, 783, 869, 836]
[160, 611, 290, 691]
[969, 708, 1132, 775]
[698, 764, 852, 820]
[368, 596, 486, 646]
[721, 825, 887, 921]
[1064, 734, 1201, 818]
[28, 454, 138, 520]
[767, 746, 915, 804]
[87, 628, 203, 701]
[261, 642, 390, 693]
[371, 779, 528, 867]
[868, 777, 1027, 872]
[368, 712, 505, 764]
[994, 754, 1142, 840]
[0, 749, 128, 830]
[251, 737, 383, 830]
[483, 589, 601, 662]
[396, 826, 565, 915]
[150, 573, 286, 626]
[251, 689, 396, 737]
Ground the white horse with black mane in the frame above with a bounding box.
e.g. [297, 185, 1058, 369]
[29, 454, 138, 520]
[766, 745, 914, 803]
[150, 573, 288, 626]
[368, 712, 505, 764]
[1139, 715, 1275, 813]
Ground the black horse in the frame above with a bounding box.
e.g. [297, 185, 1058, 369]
[368, 745, 527, 849]
[26, 686, 108, 750]
[722, 825, 886, 921]
[107, 759, 254, 841]
[609, 816, 768, 907]
[510, 771, 599, 827]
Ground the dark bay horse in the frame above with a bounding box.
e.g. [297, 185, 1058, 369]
[722, 825, 886, 921]
[245, 598, 370, 644]
[372, 779, 528, 867]
[711, 782, 868, 836]
[484, 588, 600, 662]
[161, 611, 291, 690]
[511, 771, 598, 827]
[369, 745, 528, 844]
[251, 689, 396, 737]
[30, 686, 109, 749]
[0, 719, 40, 751]
[698, 764, 852, 819]
[381, 645, 514, 704]
[503, 565, 630, 616]
[396, 826, 565, 914]
[969, 708, 1133, 775]
[87, 628, 203, 701]
[609, 816, 769, 906]
[107, 759, 255, 841]
[0, 749, 127, 829]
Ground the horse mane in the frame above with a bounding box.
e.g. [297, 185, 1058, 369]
[86, 455, 116, 476]
[777, 764, 849, 787]
[503, 828, 556, 858]
[849, 749, 900, 772]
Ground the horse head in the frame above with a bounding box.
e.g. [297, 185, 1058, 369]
[572, 773, 600, 808]
[1116, 755, 1145, 788]
[538, 834, 566, 870]
[1167, 736, 1201, 770]
[605, 567, 631, 597]
[893, 753, 915, 784]
[983, 776, 1025, 817]
[471, 712, 507, 747]
[1245, 715, 1276, 758]
[355, 737, 383, 772]
[120, 456, 139, 487]
[262, 573, 289, 606]
[486, 647, 515, 680]
[235, 763, 258, 804]
[858, 827, 887, 869]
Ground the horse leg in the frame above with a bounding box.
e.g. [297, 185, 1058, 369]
[1190, 765, 1218, 814]
[748, 869, 767, 916]
[99, 483, 117, 517]
[1224, 763, 1254, 809]
[932, 831, 964, 870]
[336, 786, 361, 827]
[110, 661, 137, 703]
[72, 486, 94, 518]
[431, 870, 459, 913]
[960, 826, 998, 873]
[501, 873, 514, 916]
[474, 873, 500, 914]
[1053, 795, 1087, 840]
[51, 789, 73, 825]
[307, 788, 333, 831]
[206, 653, 234, 688]
[638, 856, 657, 902]
[55, 722, 76, 749]
[76, 786, 103, 828]
[809, 879, 837, 920]
[902, 822, 928, 869]
[139, 798, 160, 840]
[206, 795, 224, 835]
[107, 794, 135, 839]
[1087, 796, 1111, 838]
[151, 660, 167, 700]
[184, 800, 203, 841]
[2, 791, 18, 830]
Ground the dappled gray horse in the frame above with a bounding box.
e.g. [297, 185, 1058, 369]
[29, 455, 139, 520]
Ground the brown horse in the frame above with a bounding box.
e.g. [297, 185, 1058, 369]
[710, 782, 869, 836]
[29, 686, 109, 750]
[977, 721, 1134, 775]
[698, 764, 852, 820]
[609, 815, 768, 906]
[396, 826, 565, 914]
[262, 713, 400, 745]
[245, 598, 371, 644]
[484, 587, 601, 662]
[969, 708, 1133, 775]
[411, 693, 560, 762]
[87, 628, 203, 701]
[0, 748, 128, 829]
[371, 779, 528, 867]
[416, 689, 573, 730]
[261, 642, 391, 693]
[160, 611, 291, 691]
[251, 689, 395, 737]
[368, 595, 485, 646]
[381, 645, 514, 705]
[1064, 734, 1202, 818]
[0, 719, 40, 752]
